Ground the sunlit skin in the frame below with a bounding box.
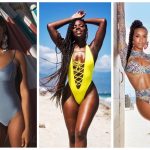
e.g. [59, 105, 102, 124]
[132, 28, 148, 50]
[72, 20, 86, 39]
[126, 28, 150, 120]
[0, 22, 30, 147]
[72, 20, 87, 63]
[47, 11, 107, 147]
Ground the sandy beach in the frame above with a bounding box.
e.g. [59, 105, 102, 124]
[39, 93, 111, 148]
[125, 104, 150, 148]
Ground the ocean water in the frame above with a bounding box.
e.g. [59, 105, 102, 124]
[93, 71, 111, 100]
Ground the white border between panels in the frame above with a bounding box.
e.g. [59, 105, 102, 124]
[37, 1, 39, 149]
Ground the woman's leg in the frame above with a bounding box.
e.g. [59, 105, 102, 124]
[75, 86, 99, 147]
[7, 112, 24, 147]
[62, 85, 79, 147]
[136, 99, 150, 120]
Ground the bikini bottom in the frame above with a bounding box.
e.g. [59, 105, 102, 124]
[136, 88, 150, 104]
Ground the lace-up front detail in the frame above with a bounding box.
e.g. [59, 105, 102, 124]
[68, 45, 94, 104]
[72, 61, 84, 89]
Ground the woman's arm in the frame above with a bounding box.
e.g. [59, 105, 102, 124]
[85, 18, 107, 52]
[16, 50, 30, 147]
[47, 11, 85, 49]
[117, 3, 128, 69]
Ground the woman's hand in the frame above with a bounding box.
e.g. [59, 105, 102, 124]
[21, 128, 30, 147]
[71, 10, 86, 19]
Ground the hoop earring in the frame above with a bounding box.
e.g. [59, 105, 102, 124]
[2, 34, 8, 51]
[144, 41, 148, 49]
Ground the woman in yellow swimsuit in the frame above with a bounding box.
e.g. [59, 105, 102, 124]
[47, 11, 107, 147]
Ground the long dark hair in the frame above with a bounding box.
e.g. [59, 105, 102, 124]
[127, 20, 147, 64]
[42, 18, 88, 106]
[0, 16, 21, 97]
[0, 16, 9, 50]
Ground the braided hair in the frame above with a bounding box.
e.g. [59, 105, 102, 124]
[127, 20, 147, 65]
[45, 19, 88, 106]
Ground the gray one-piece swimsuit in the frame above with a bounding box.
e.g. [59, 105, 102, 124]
[0, 52, 21, 126]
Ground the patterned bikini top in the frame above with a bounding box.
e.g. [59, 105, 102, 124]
[125, 50, 150, 74]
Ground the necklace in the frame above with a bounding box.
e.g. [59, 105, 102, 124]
[0, 49, 6, 55]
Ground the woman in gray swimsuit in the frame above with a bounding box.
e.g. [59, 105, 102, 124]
[118, 10, 150, 120]
[0, 16, 30, 147]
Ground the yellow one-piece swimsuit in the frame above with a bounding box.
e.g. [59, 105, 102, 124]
[68, 45, 94, 104]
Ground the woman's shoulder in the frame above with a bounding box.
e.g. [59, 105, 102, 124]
[7, 49, 16, 58]
[8, 49, 22, 55]
[15, 50, 25, 57]
[88, 43, 98, 55]
[13, 50, 25, 64]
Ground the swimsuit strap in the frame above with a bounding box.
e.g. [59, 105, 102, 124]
[12, 50, 16, 62]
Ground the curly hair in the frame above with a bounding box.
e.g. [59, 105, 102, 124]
[43, 19, 88, 106]
[0, 16, 9, 50]
[127, 20, 147, 65]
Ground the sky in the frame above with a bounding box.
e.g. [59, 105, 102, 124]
[125, 3, 150, 97]
[39, 2, 111, 76]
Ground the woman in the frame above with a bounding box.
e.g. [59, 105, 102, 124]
[118, 18, 150, 120]
[0, 16, 30, 147]
[47, 11, 107, 147]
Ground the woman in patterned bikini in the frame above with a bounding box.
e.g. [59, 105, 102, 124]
[47, 11, 107, 147]
[118, 18, 150, 120]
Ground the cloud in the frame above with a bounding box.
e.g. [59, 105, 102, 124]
[95, 55, 111, 72]
[40, 45, 61, 62]
[39, 45, 61, 75]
